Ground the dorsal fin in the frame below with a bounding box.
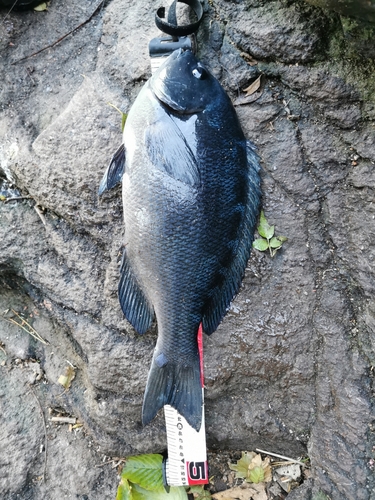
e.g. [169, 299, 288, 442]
[202, 141, 261, 335]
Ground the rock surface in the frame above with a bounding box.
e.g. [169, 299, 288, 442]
[1, 0, 375, 499]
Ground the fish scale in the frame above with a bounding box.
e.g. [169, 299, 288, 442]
[99, 49, 261, 431]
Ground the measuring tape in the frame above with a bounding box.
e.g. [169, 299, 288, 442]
[164, 394, 208, 486]
[148, 2, 207, 487]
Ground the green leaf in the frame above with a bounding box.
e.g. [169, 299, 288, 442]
[121, 454, 164, 492]
[247, 466, 265, 484]
[229, 451, 252, 479]
[252, 238, 269, 252]
[107, 102, 127, 132]
[116, 478, 132, 500]
[257, 211, 274, 240]
[269, 237, 282, 249]
[131, 482, 188, 500]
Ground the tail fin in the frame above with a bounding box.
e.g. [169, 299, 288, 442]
[142, 354, 202, 431]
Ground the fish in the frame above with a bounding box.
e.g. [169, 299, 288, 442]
[99, 49, 261, 432]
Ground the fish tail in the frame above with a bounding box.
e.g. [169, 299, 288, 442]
[142, 354, 202, 432]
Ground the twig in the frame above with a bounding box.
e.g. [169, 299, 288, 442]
[29, 385, 48, 482]
[12, 0, 106, 64]
[50, 416, 77, 424]
[25, 66, 36, 85]
[0, 343, 6, 355]
[255, 449, 306, 467]
[4, 196, 33, 203]
[2, 196, 47, 226]
[1, 0, 18, 24]
[95, 458, 126, 468]
[271, 460, 302, 467]
[1, 309, 49, 345]
[34, 205, 47, 226]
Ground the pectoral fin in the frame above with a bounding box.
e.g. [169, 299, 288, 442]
[145, 118, 200, 187]
[98, 143, 126, 195]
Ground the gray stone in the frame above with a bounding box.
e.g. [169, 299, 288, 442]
[225, 1, 329, 63]
[1, 0, 375, 498]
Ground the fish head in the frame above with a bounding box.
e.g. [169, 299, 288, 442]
[150, 49, 219, 114]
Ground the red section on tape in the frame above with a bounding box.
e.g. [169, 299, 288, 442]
[197, 323, 204, 387]
[186, 460, 209, 485]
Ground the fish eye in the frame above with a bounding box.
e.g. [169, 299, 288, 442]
[192, 66, 207, 80]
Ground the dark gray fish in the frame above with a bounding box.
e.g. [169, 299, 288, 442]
[99, 49, 261, 431]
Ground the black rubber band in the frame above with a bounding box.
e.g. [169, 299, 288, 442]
[155, 0, 203, 37]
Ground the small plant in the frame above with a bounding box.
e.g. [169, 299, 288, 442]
[229, 451, 272, 484]
[108, 102, 128, 132]
[252, 210, 287, 257]
[116, 454, 211, 500]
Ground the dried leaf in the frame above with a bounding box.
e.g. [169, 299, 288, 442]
[277, 236, 288, 243]
[71, 423, 83, 429]
[249, 454, 262, 468]
[243, 76, 261, 96]
[261, 457, 272, 483]
[58, 365, 76, 390]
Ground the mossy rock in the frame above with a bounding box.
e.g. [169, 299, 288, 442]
[304, 0, 375, 23]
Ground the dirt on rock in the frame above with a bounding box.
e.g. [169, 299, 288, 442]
[1, 1, 375, 499]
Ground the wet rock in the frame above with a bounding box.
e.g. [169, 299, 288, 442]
[1, 0, 375, 499]
[304, 0, 375, 23]
[226, 1, 329, 63]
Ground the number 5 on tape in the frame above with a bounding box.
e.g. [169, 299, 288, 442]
[164, 325, 208, 486]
